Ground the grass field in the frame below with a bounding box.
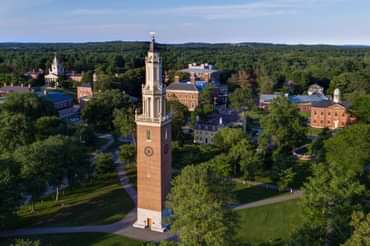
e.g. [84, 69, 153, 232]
[236, 199, 303, 245]
[10, 172, 134, 229]
[233, 182, 282, 204]
[1, 233, 142, 246]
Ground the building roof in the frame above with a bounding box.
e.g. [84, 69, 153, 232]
[43, 92, 73, 103]
[311, 100, 351, 109]
[0, 86, 31, 94]
[195, 110, 240, 131]
[167, 82, 198, 92]
[78, 83, 93, 88]
[260, 94, 280, 102]
[260, 94, 328, 104]
[289, 94, 328, 104]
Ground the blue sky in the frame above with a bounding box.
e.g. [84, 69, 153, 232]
[1, 0, 370, 44]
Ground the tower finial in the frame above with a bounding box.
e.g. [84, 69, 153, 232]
[149, 32, 156, 52]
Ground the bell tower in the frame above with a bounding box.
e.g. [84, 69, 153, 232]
[133, 34, 172, 232]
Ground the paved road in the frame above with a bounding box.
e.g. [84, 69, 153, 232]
[0, 135, 303, 241]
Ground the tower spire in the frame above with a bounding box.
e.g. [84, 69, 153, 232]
[149, 32, 156, 52]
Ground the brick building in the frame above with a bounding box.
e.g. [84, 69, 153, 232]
[166, 82, 199, 111]
[310, 89, 356, 129]
[77, 83, 94, 103]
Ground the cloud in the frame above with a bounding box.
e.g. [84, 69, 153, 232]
[147, 0, 347, 20]
[67, 0, 349, 20]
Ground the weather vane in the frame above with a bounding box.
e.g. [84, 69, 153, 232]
[150, 32, 156, 40]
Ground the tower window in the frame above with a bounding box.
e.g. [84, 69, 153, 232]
[146, 129, 152, 141]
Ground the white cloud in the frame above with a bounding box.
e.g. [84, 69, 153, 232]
[146, 0, 348, 20]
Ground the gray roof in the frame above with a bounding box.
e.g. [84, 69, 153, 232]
[167, 82, 198, 92]
[289, 94, 328, 104]
[195, 110, 240, 131]
[311, 100, 351, 108]
[260, 94, 328, 104]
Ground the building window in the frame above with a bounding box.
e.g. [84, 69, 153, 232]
[328, 112, 331, 116]
[335, 113, 338, 116]
[146, 129, 151, 141]
[321, 112, 324, 115]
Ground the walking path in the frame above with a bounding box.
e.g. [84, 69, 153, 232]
[0, 135, 303, 241]
[234, 190, 304, 210]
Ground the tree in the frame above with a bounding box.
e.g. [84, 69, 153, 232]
[301, 163, 366, 245]
[168, 164, 237, 246]
[230, 138, 260, 179]
[113, 107, 135, 137]
[14, 136, 90, 205]
[10, 239, 40, 246]
[82, 89, 132, 131]
[0, 155, 21, 228]
[73, 124, 96, 146]
[0, 112, 33, 152]
[167, 100, 189, 141]
[213, 128, 245, 152]
[343, 212, 370, 246]
[259, 96, 307, 152]
[324, 124, 370, 174]
[1, 93, 56, 121]
[276, 167, 295, 191]
[119, 144, 135, 165]
[229, 87, 257, 111]
[95, 153, 114, 175]
[35, 116, 67, 140]
[350, 95, 370, 123]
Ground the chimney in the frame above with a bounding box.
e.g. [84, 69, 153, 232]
[175, 75, 180, 83]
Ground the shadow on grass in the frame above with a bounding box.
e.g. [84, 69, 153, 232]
[10, 174, 134, 229]
[1, 232, 142, 246]
[234, 183, 282, 204]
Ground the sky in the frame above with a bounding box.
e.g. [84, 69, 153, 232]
[1, 0, 370, 44]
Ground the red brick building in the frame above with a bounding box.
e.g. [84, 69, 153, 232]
[77, 83, 93, 103]
[166, 82, 200, 111]
[310, 89, 356, 129]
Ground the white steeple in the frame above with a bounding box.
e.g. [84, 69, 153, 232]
[333, 88, 341, 103]
[138, 33, 167, 122]
[49, 53, 64, 76]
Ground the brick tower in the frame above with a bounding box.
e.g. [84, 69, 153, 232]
[133, 34, 172, 232]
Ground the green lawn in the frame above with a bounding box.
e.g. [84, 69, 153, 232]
[233, 182, 282, 204]
[236, 199, 303, 245]
[1, 233, 142, 246]
[9, 172, 134, 229]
